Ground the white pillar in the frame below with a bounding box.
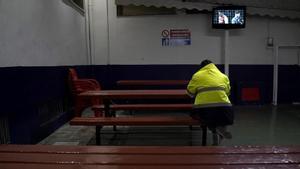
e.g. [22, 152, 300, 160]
[272, 45, 278, 105]
[84, 0, 92, 65]
[224, 30, 229, 76]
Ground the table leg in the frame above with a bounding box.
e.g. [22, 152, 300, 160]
[103, 100, 110, 117]
[103, 99, 117, 131]
[201, 125, 207, 146]
[96, 126, 102, 145]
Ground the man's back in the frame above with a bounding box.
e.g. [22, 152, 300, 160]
[187, 63, 231, 107]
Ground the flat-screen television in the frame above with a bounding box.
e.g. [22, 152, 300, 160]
[212, 6, 246, 29]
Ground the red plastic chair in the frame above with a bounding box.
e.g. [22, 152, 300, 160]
[68, 68, 103, 117]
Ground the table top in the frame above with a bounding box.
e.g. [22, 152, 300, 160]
[1, 145, 300, 169]
[79, 89, 190, 99]
[117, 80, 189, 86]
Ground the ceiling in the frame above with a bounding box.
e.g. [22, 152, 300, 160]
[115, 0, 300, 19]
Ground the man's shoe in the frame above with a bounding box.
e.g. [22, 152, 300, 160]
[212, 133, 223, 146]
[216, 127, 232, 139]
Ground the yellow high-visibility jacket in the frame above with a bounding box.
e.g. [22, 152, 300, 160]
[187, 63, 231, 108]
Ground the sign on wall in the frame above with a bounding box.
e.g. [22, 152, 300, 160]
[161, 29, 191, 46]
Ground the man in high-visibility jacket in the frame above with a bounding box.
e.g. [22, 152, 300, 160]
[187, 60, 234, 145]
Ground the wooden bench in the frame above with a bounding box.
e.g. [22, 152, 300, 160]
[70, 116, 207, 146]
[84, 103, 199, 145]
[1, 144, 300, 169]
[91, 103, 193, 116]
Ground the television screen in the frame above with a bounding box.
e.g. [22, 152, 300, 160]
[212, 6, 246, 29]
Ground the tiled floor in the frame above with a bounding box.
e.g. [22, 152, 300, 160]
[39, 105, 300, 146]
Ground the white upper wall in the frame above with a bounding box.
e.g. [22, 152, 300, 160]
[0, 0, 87, 67]
[92, 0, 300, 65]
[91, 0, 109, 65]
[0, 0, 299, 67]
[109, 14, 223, 65]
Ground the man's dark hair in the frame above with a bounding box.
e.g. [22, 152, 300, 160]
[200, 59, 212, 69]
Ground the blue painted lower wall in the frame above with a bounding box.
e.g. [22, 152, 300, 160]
[0, 64, 299, 144]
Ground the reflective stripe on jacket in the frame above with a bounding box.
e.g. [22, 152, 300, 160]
[187, 63, 231, 108]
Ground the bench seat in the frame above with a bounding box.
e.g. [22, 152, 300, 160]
[70, 116, 199, 126]
[69, 116, 207, 146]
[92, 103, 193, 112]
[2, 145, 300, 169]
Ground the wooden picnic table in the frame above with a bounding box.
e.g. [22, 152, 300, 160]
[74, 89, 201, 145]
[1, 144, 300, 169]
